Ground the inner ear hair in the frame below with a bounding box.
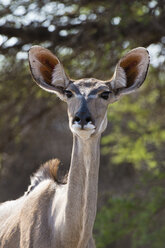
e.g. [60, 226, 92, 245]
[120, 53, 142, 88]
[29, 46, 59, 85]
[112, 47, 150, 94]
[38, 51, 59, 85]
[29, 46, 70, 95]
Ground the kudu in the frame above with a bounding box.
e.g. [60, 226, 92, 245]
[0, 46, 149, 248]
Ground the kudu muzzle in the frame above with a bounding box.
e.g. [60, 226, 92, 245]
[72, 97, 93, 129]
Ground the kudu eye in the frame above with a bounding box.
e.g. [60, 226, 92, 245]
[64, 90, 73, 98]
[100, 91, 112, 100]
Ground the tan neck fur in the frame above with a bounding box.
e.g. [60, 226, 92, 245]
[59, 134, 100, 247]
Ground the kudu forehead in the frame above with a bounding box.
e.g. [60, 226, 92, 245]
[67, 90, 90, 117]
[68, 78, 109, 96]
[67, 79, 109, 121]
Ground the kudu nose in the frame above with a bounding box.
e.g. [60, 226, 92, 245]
[73, 111, 93, 129]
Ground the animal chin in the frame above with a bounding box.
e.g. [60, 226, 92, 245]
[71, 123, 96, 139]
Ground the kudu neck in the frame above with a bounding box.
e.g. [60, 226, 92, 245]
[71, 134, 101, 168]
[64, 133, 101, 247]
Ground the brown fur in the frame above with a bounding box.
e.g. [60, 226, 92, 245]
[25, 159, 67, 196]
[120, 54, 141, 87]
[42, 158, 60, 181]
[38, 52, 59, 84]
[30, 47, 59, 85]
[41, 159, 68, 184]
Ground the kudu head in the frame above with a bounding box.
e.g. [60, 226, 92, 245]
[28, 46, 149, 140]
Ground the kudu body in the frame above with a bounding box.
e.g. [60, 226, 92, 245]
[0, 46, 149, 248]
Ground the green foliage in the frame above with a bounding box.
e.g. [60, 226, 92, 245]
[0, 58, 57, 149]
[97, 56, 165, 248]
[97, 62, 165, 247]
[102, 66, 165, 171]
[95, 184, 165, 248]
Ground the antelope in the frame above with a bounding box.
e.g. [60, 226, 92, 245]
[0, 46, 149, 248]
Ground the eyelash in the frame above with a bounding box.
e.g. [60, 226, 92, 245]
[64, 90, 73, 98]
[100, 91, 112, 100]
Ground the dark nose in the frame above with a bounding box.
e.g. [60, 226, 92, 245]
[73, 110, 93, 128]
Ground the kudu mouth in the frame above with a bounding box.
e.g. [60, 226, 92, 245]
[71, 105, 96, 139]
[71, 120, 96, 140]
[72, 115, 95, 130]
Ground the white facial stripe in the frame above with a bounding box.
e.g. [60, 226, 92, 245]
[75, 93, 97, 99]
[76, 94, 83, 99]
[98, 111, 107, 134]
[78, 87, 92, 97]
[88, 94, 97, 99]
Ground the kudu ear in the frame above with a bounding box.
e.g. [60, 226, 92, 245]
[110, 47, 150, 97]
[28, 46, 70, 100]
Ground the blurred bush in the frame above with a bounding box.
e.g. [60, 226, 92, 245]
[0, 1, 165, 247]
